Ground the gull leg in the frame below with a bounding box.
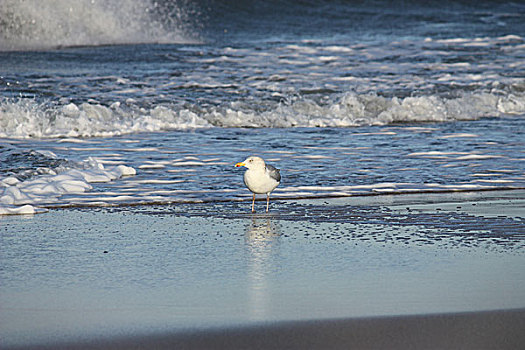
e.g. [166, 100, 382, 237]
[266, 193, 270, 212]
[252, 193, 256, 213]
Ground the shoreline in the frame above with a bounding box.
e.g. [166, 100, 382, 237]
[3, 186, 525, 214]
[8, 309, 525, 350]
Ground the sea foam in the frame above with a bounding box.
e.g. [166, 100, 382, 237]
[0, 155, 136, 215]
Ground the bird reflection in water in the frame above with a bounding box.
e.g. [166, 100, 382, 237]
[245, 216, 281, 321]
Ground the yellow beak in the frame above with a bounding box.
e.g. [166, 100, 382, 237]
[235, 162, 245, 167]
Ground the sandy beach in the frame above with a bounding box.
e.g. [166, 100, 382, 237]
[2, 190, 524, 349]
[6, 309, 525, 350]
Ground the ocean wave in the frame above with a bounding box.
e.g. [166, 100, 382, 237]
[1, 91, 524, 138]
[0, 0, 199, 51]
[0, 100, 211, 138]
[3, 0, 522, 52]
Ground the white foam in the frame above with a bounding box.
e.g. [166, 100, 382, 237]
[139, 164, 166, 169]
[471, 173, 503, 177]
[2, 90, 525, 138]
[261, 179, 515, 199]
[0, 101, 212, 138]
[439, 133, 479, 139]
[1, 177, 20, 186]
[0, 204, 39, 215]
[432, 35, 524, 46]
[0, 157, 136, 215]
[456, 154, 502, 160]
[408, 151, 468, 157]
[475, 179, 514, 183]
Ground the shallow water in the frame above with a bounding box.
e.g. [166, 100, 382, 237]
[1, 192, 524, 346]
[1, 1, 525, 214]
[1, 118, 524, 213]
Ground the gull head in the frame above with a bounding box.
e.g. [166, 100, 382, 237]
[235, 156, 265, 170]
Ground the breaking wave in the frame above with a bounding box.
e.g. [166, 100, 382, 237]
[1, 91, 524, 138]
[0, 0, 198, 51]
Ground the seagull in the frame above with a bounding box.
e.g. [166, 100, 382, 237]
[235, 156, 281, 213]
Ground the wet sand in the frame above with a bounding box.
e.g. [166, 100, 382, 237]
[8, 309, 525, 350]
[1, 190, 524, 348]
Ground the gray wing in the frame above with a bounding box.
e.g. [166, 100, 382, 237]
[266, 164, 281, 182]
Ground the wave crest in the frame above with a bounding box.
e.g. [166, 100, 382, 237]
[206, 92, 525, 128]
[1, 91, 524, 138]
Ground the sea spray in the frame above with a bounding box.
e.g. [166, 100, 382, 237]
[0, 0, 198, 51]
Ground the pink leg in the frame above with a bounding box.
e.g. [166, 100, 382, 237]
[266, 193, 270, 212]
[252, 193, 256, 213]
